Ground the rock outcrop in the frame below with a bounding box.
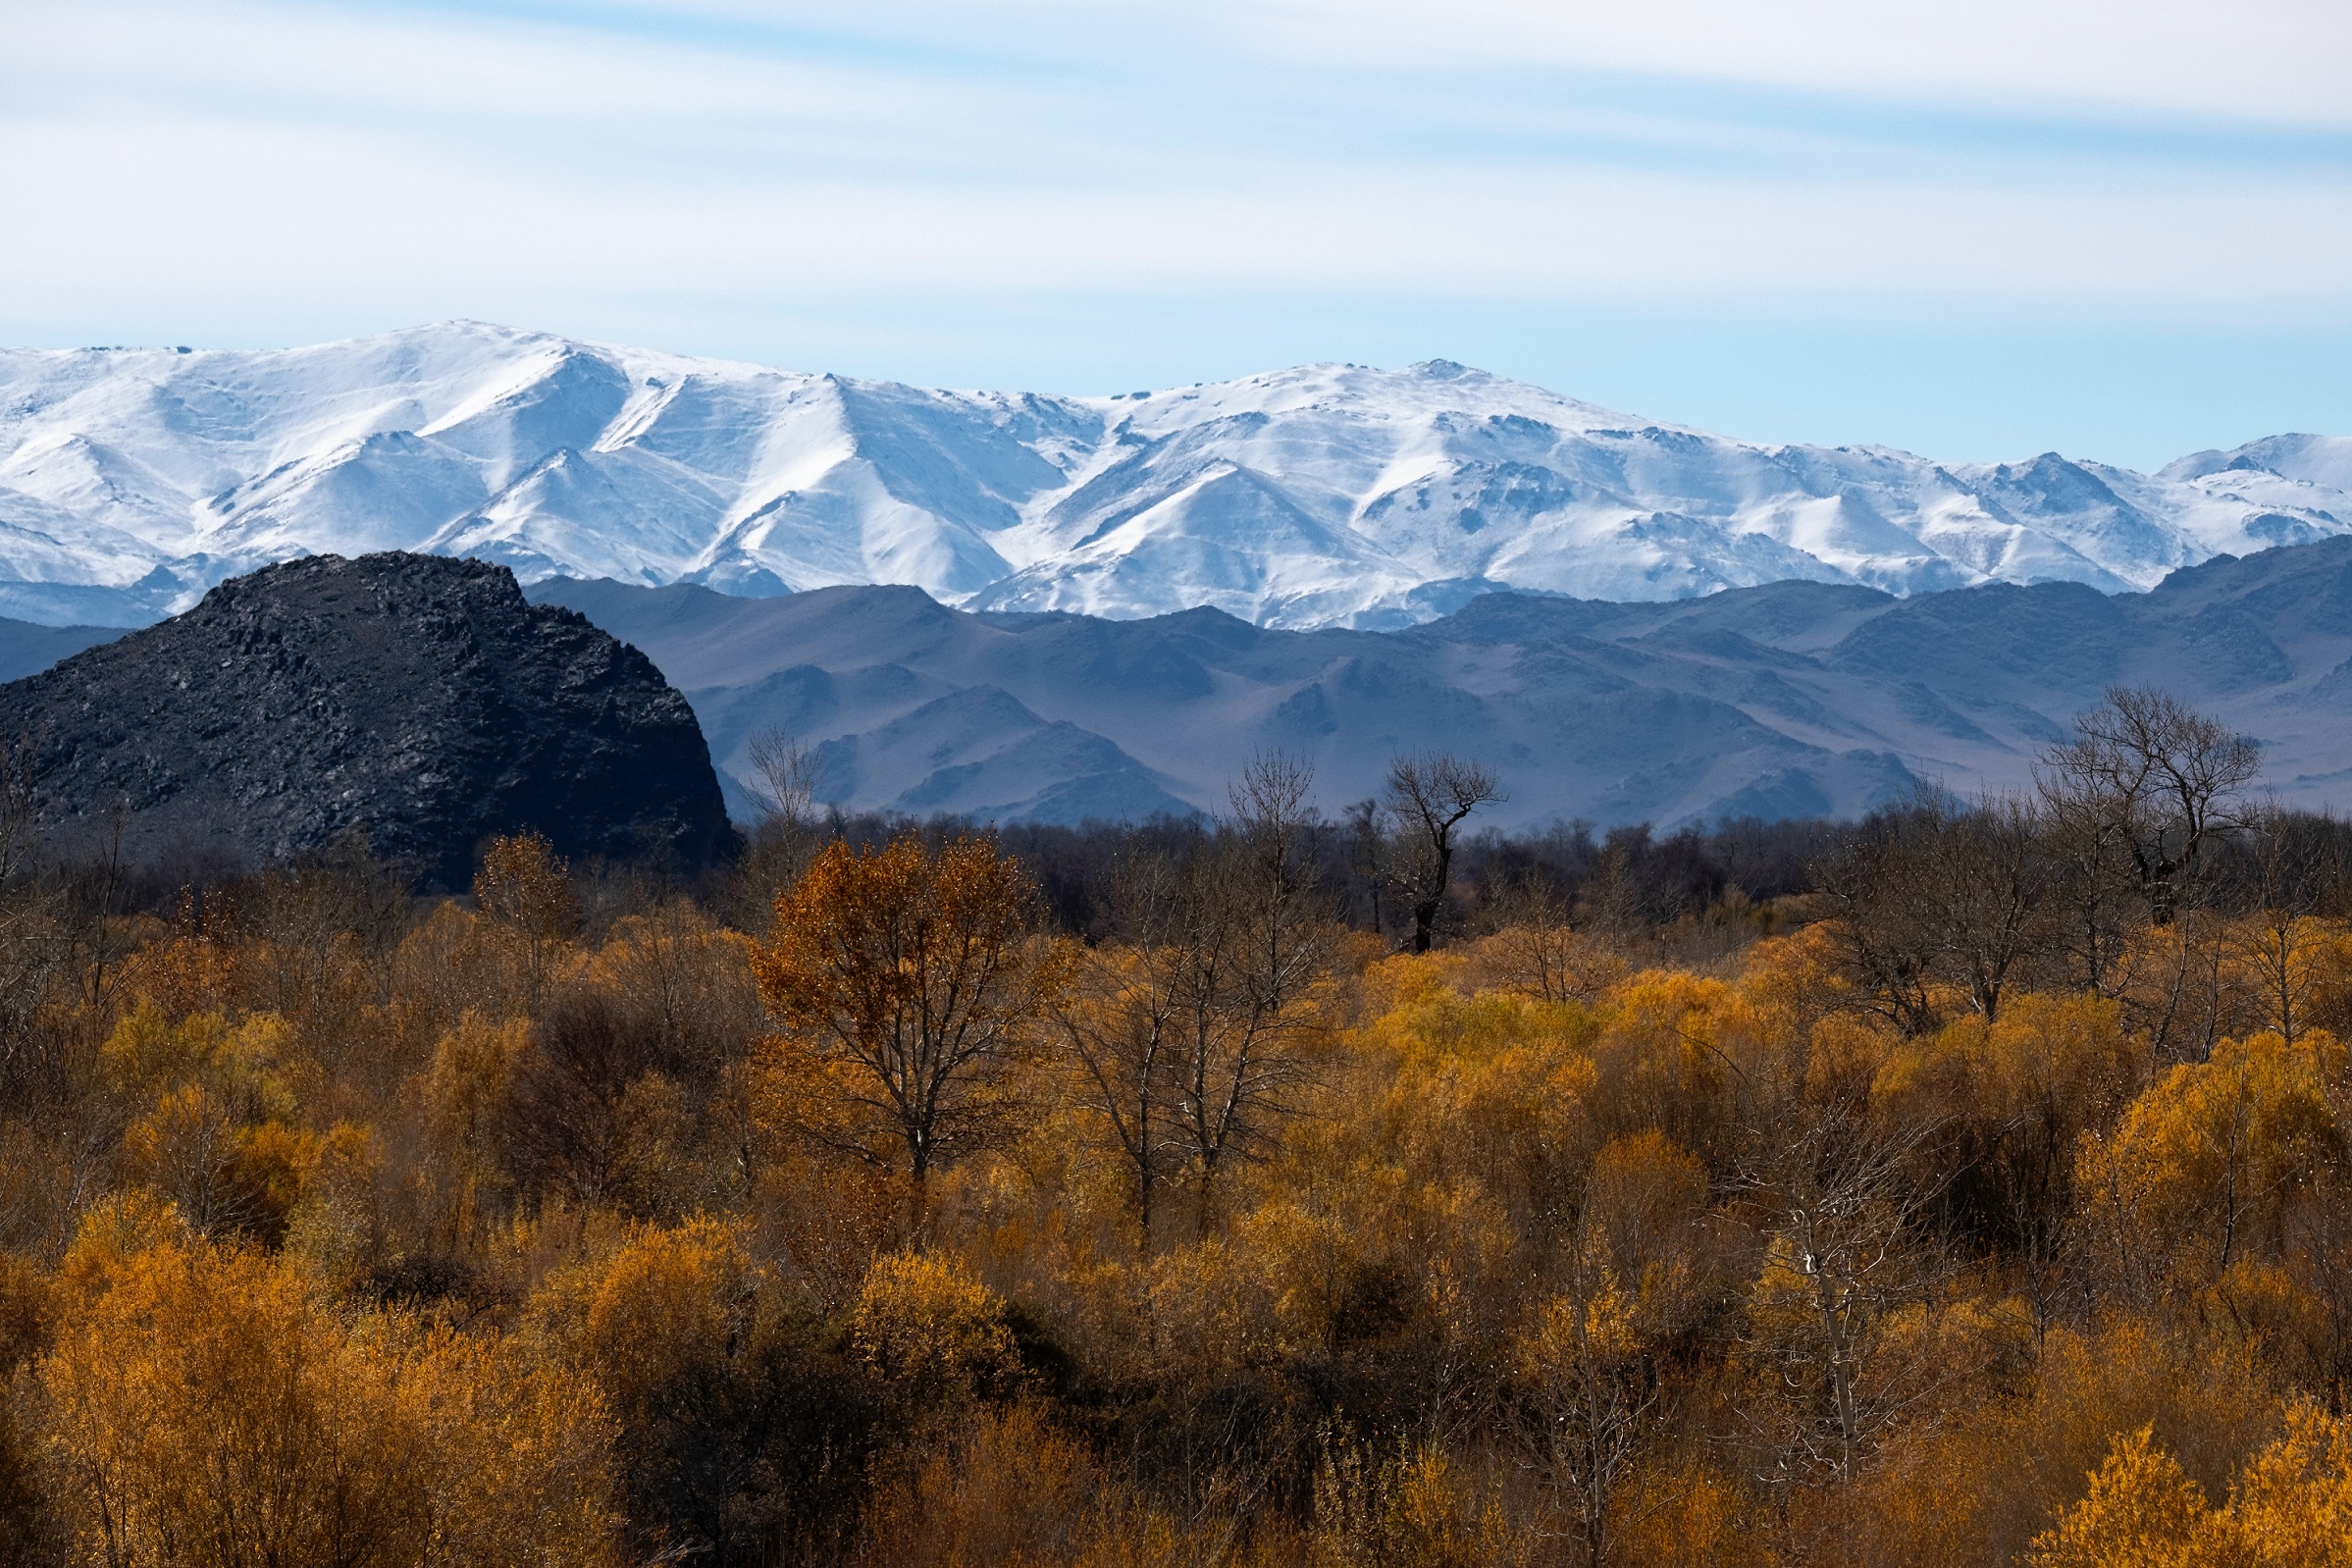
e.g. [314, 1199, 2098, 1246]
[2, 552, 733, 883]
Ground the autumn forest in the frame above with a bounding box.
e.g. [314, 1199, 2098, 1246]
[3, 687, 2352, 1566]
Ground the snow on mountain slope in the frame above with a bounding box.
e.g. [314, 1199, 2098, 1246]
[0, 323, 2342, 628]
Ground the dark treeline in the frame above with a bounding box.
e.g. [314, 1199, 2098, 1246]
[34, 687, 2345, 982]
[931, 811, 1838, 953]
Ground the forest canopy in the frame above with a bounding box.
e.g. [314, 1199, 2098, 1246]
[0, 694, 2349, 1566]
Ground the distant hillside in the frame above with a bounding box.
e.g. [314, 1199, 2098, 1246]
[11, 541, 2342, 837]
[0, 616, 125, 682]
[528, 536, 2352, 829]
[3, 552, 733, 882]
[2, 322, 2346, 630]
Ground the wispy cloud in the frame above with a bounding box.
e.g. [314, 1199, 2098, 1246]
[0, 0, 2345, 464]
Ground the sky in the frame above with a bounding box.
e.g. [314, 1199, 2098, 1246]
[2, 0, 2348, 469]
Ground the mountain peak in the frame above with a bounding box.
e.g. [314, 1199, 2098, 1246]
[0, 324, 2342, 631]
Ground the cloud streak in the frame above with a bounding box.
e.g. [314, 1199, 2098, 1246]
[0, 0, 2346, 465]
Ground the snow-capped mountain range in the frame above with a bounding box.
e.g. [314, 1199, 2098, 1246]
[1, 321, 2345, 629]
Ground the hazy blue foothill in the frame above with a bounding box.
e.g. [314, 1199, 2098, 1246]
[0, 617, 125, 682]
[4, 539, 2342, 835]
[512, 535, 2352, 830]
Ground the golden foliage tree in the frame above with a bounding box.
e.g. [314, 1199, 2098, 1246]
[2078, 1030, 2343, 1292]
[2027, 1426, 2234, 1568]
[2025, 1411, 2352, 1568]
[474, 831, 580, 999]
[535, 1216, 758, 1429]
[2231, 1404, 2352, 1567]
[752, 836, 1066, 1193]
[850, 1250, 1021, 1410]
[37, 1228, 621, 1567]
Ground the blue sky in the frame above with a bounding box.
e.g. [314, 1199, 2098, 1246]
[2, 0, 2347, 468]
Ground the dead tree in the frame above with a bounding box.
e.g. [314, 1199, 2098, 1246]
[1165, 754, 1333, 1228]
[2038, 687, 2260, 927]
[1384, 752, 1504, 954]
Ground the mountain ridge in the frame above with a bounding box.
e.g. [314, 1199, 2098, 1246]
[520, 536, 2352, 830]
[4, 539, 2344, 832]
[2, 322, 2345, 630]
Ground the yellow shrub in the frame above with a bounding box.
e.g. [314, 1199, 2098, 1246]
[2231, 1404, 2352, 1568]
[2081, 1031, 2343, 1283]
[38, 1229, 620, 1566]
[534, 1215, 758, 1422]
[2027, 1427, 2235, 1568]
[852, 1250, 1021, 1403]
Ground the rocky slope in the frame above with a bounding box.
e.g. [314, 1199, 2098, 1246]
[1, 323, 2344, 629]
[1, 552, 732, 882]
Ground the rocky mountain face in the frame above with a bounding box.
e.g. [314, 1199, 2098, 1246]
[1, 552, 732, 883]
[526, 536, 2352, 830]
[1, 323, 2345, 630]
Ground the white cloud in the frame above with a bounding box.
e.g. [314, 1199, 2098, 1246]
[1238, 0, 2352, 125]
[0, 0, 2344, 363]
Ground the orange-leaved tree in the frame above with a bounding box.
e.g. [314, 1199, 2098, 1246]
[39, 1218, 621, 1566]
[474, 830, 581, 1000]
[751, 835, 1066, 1196]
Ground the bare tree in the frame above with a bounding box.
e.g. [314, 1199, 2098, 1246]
[1523, 1254, 1659, 1568]
[2037, 773, 2144, 996]
[1062, 823, 1328, 1246]
[1227, 749, 1324, 1014]
[2225, 800, 2351, 1045]
[2038, 686, 2260, 927]
[1924, 790, 2053, 1021]
[1344, 798, 1387, 936]
[235, 832, 419, 1019]
[1520, 1134, 1713, 1568]
[740, 726, 825, 897]
[1052, 844, 1189, 1249]
[1384, 751, 1505, 954]
[1575, 831, 1650, 941]
[1164, 753, 1334, 1228]
[1736, 1093, 1955, 1508]
[1480, 872, 1628, 1005]
[745, 727, 817, 827]
[1815, 804, 1947, 1036]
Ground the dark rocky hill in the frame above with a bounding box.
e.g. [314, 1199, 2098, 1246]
[1, 552, 732, 883]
